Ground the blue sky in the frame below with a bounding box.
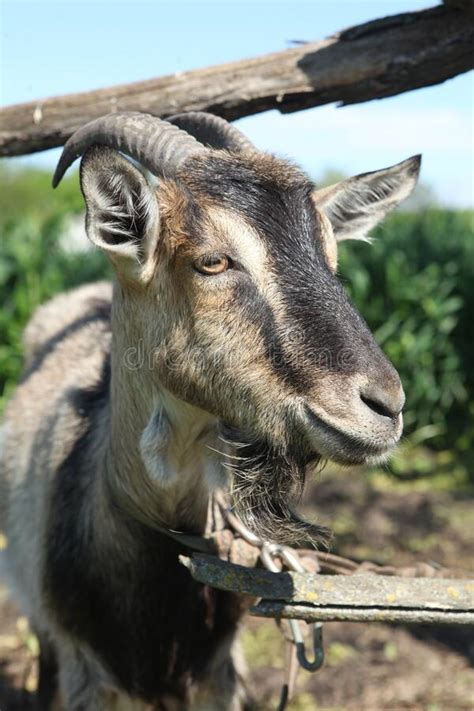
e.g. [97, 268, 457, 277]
[2, 0, 473, 206]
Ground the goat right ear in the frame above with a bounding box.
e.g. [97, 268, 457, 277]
[80, 146, 159, 276]
[312, 156, 421, 243]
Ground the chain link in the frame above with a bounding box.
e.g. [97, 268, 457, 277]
[218, 501, 325, 709]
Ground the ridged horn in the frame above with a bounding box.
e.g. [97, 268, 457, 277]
[52, 112, 207, 188]
[167, 112, 254, 152]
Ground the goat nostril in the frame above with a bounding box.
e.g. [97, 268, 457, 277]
[361, 394, 396, 419]
[360, 383, 405, 421]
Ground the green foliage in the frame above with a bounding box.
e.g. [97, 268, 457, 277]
[0, 166, 110, 409]
[0, 162, 83, 222]
[338, 209, 474, 472]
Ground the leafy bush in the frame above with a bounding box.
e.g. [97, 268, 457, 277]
[0, 167, 109, 407]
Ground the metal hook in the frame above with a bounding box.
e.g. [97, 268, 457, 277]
[260, 542, 325, 673]
[289, 619, 325, 672]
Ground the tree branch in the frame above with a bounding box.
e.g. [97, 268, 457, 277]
[1, 5, 472, 157]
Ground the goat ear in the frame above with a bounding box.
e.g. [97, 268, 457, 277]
[312, 155, 421, 242]
[80, 146, 159, 274]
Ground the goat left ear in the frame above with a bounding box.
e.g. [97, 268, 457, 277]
[312, 155, 421, 242]
[80, 145, 159, 278]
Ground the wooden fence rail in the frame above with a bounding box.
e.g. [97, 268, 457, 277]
[1, 3, 473, 157]
[181, 554, 474, 626]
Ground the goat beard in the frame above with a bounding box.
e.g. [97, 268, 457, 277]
[220, 426, 330, 548]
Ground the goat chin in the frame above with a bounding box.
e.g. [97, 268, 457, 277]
[220, 425, 330, 548]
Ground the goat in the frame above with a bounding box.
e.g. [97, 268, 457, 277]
[0, 111, 420, 710]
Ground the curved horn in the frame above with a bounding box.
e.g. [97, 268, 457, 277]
[167, 112, 254, 152]
[52, 112, 207, 188]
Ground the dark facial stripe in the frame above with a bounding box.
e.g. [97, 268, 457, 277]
[184, 153, 388, 381]
[231, 278, 314, 390]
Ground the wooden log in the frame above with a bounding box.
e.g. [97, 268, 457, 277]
[1, 5, 473, 157]
[181, 554, 474, 625]
[443, 0, 474, 11]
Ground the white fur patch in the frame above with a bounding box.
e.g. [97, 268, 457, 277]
[139, 408, 174, 486]
[139, 400, 226, 499]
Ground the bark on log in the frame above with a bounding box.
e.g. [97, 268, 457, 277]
[181, 554, 474, 625]
[443, 0, 474, 11]
[181, 554, 474, 609]
[1, 4, 473, 157]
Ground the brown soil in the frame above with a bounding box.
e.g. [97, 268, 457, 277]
[1, 471, 473, 710]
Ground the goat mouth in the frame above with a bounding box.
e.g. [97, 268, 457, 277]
[303, 407, 400, 466]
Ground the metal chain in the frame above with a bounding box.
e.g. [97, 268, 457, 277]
[220, 504, 325, 709]
[220, 503, 454, 580]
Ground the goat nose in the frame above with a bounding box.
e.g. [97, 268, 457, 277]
[360, 381, 405, 420]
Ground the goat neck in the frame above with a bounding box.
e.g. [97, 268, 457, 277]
[102, 282, 224, 533]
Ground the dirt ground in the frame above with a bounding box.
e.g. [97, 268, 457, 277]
[1, 469, 473, 710]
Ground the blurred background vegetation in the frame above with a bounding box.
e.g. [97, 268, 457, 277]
[0, 162, 472, 487]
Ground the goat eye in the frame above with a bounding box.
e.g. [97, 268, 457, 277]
[194, 254, 231, 275]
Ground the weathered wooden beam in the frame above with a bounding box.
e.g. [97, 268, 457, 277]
[444, 0, 474, 11]
[181, 554, 474, 625]
[1, 5, 473, 157]
[252, 601, 474, 625]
